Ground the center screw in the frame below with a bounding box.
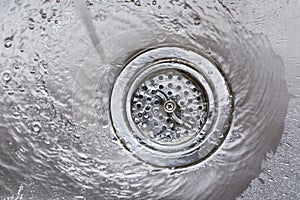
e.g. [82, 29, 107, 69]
[164, 100, 176, 113]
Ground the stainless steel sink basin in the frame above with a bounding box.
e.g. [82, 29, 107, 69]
[0, 0, 298, 199]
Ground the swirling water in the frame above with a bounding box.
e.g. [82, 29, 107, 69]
[0, 0, 288, 199]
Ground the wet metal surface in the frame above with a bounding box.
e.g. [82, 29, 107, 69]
[0, 0, 298, 199]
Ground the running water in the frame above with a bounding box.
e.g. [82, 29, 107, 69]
[0, 0, 288, 199]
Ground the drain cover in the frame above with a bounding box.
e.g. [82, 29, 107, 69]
[130, 69, 208, 146]
[110, 46, 233, 167]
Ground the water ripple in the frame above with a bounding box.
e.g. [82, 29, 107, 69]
[0, 0, 288, 199]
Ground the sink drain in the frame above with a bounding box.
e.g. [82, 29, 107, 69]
[110, 46, 233, 167]
[130, 69, 208, 146]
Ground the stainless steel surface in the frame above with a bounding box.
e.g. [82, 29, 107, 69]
[0, 0, 298, 199]
[223, 1, 300, 199]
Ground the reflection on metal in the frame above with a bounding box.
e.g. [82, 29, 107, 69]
[110, 46, 233, 167]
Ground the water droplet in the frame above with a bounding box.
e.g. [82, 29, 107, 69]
[4, 37, 12, 48]
[156, 33, 165, 42]
[134, 0, 141, 6]
[14, 64, 20, 70]
[19, 85, 25, 92]
[13, 112, 20, 117]
[2, 72, 11, 82]
[29, 23, 34, 30]
[32, 122, 41, 133]
[152, 0, 156, 5]
[194, 18, 201, 26]
[30, 68, 36, 74]
[99, 15, 106, 21]
[7, 90, 14, 96]
[172, 19, 178, 25]
[41, 13, 47, 19]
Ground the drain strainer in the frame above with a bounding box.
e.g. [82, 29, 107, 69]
[110, 46, 233, 167]
[130, 69, 208, 146]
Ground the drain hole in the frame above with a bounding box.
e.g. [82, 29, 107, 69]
[130, 68, 209, 146]
[145, 106, 151, 111]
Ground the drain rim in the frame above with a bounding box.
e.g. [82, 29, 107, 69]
[110, 46, 233, 167]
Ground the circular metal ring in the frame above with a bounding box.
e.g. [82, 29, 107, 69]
[110, 46, 233, 167]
